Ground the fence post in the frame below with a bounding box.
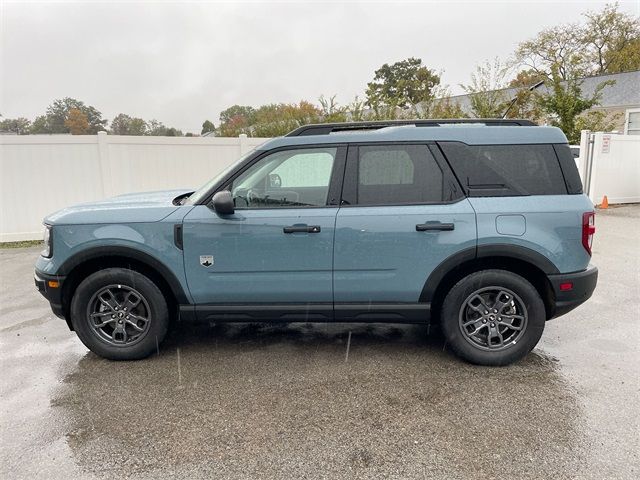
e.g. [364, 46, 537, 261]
[97, 131, 110, 198]
[578, 130, 590, 181]
[586, 133, 601, 204]
[238, 133, 249, 155]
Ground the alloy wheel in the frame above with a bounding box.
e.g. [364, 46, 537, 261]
[458, 286, 528, 351]
[86, 284, 152, 346]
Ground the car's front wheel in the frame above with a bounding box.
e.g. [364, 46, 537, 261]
[440, 269, 546, 366]
[70, 268, 169, 360]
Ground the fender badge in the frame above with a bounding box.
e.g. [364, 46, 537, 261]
[200, 255, 214, 267]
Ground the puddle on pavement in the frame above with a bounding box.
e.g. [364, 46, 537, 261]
[52, 322, 585, 479]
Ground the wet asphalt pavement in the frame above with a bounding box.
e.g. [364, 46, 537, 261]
[1, 206, 638, 479]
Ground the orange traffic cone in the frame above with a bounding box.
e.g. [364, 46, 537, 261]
[598, 195, 609, 209]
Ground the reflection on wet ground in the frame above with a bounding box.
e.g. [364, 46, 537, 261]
[6, 206, 638, 478]
[52, 322, 584, 479]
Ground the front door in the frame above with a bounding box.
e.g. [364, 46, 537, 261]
[182, 146, 345, 320]
[333, 143, 476, 321]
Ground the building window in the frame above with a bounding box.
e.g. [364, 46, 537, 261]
[625, 108, 640, 135]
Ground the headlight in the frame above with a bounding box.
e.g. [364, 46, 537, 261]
[41, 225, 52, 258]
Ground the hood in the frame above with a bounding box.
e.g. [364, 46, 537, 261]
[45, 189, 191, 225]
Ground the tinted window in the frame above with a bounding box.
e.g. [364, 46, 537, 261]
[439, 142, 567, 196]
[353, 145, 444, 205]
[554, 144, 583, 194]
[231, 148, 336, 208]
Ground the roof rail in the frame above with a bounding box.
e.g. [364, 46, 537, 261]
[286, 119, 537, 137]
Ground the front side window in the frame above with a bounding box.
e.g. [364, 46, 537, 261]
[349, 144, 445, 205]
[230, 147, 337, 208]
[186, 150, 255, 205]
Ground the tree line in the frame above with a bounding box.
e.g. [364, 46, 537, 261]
[1, 2, 638, 143]
[0, 98, 187, 137]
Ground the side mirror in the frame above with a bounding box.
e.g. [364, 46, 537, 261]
[212, 191, 234, 215]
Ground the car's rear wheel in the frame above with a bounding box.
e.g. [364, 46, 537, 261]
[70, 268, 169, 360]
[440, 269, 545, 366]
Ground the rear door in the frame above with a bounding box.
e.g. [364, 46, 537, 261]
[333, 143, 476, 321]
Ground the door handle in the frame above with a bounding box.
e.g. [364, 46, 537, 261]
[416, 222, 455, 232]
[283, 225, 321, 234]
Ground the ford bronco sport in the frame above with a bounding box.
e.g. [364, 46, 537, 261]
[35, 119, 598, 365]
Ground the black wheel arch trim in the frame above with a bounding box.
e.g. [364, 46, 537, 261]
[476, 244, 559, 274]
[419, 244, 560, 303]
[57, 246, 189, 304]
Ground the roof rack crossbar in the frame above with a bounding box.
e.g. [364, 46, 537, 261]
[286, 119, 536, 136]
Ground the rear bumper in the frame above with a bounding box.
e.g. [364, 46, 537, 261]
[548, 264, 598, 319]
[34, 270, 67, 320]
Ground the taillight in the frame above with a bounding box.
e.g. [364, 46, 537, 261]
[582, 212, 596, 256]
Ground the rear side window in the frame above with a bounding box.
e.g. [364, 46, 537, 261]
[347, 145, 445, 205]
[553, 144, 583, 194]
[438, 142, 568, 196]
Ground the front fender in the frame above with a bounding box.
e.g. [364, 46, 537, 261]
[35, 222, 190, 304]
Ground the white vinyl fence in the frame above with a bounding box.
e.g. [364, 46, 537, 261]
[2, 131, 639, 242]
[578, 131, 640, 205]
[0, 133, 268, 242]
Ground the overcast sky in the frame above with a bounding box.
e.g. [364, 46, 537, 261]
[1, 0, 638, 134]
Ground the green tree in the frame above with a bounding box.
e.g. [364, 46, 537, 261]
[129, 118, 148, 136]
[503, 70, 546, 121]
[575, 109, 621, 133]
[251, 101, 321, 137]
[512, 4, 633, 137]
[0, 117, 31, 134]
[29, 116, 49, 134]
[508, 69, 546, 88]
[366, 57, 441, 110]
[64, 108, 89, 135]
[515, 3, 640, 78]
[425, 97, 468, 119]
[515, 25, 586, 80]
[39, 97, 107, 134]
[163, 127, 182, 137]
[536, 66, 614, 143]
[146, 119, 183, 136]
[110, 113, 129, 135]
[201, 119, 216, 135]
[409, 83, 466, 119]
[110, 113, 148, 135]
[346, 96, 366, 121]
[367, 103, 402, 121]
[217, 102, 323, 137]
[318, 95, 348, 123]
[606, 38, 640, 73]
[217, 105, 255, 136]
[461, 58, 510, 118]
[581, 2, 640, 74]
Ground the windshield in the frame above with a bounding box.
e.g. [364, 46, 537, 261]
[185, 150, 255, 205]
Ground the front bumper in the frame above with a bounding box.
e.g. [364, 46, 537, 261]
[548, 264, 598, 319]
[34, 270, 66, 320]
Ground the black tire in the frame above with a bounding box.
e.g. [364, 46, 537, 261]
[70, 268, 169, 360]
[440, 269, 545, 366]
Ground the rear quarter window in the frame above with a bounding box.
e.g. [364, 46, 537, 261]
[438, 142, 568, 196]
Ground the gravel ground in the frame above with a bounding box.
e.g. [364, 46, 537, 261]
[1, 205, 638, 479]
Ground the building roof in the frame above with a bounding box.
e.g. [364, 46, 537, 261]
[446, 70, 640, 115]
[259, 124, 568, 150]
[578, 70, 640, 108]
